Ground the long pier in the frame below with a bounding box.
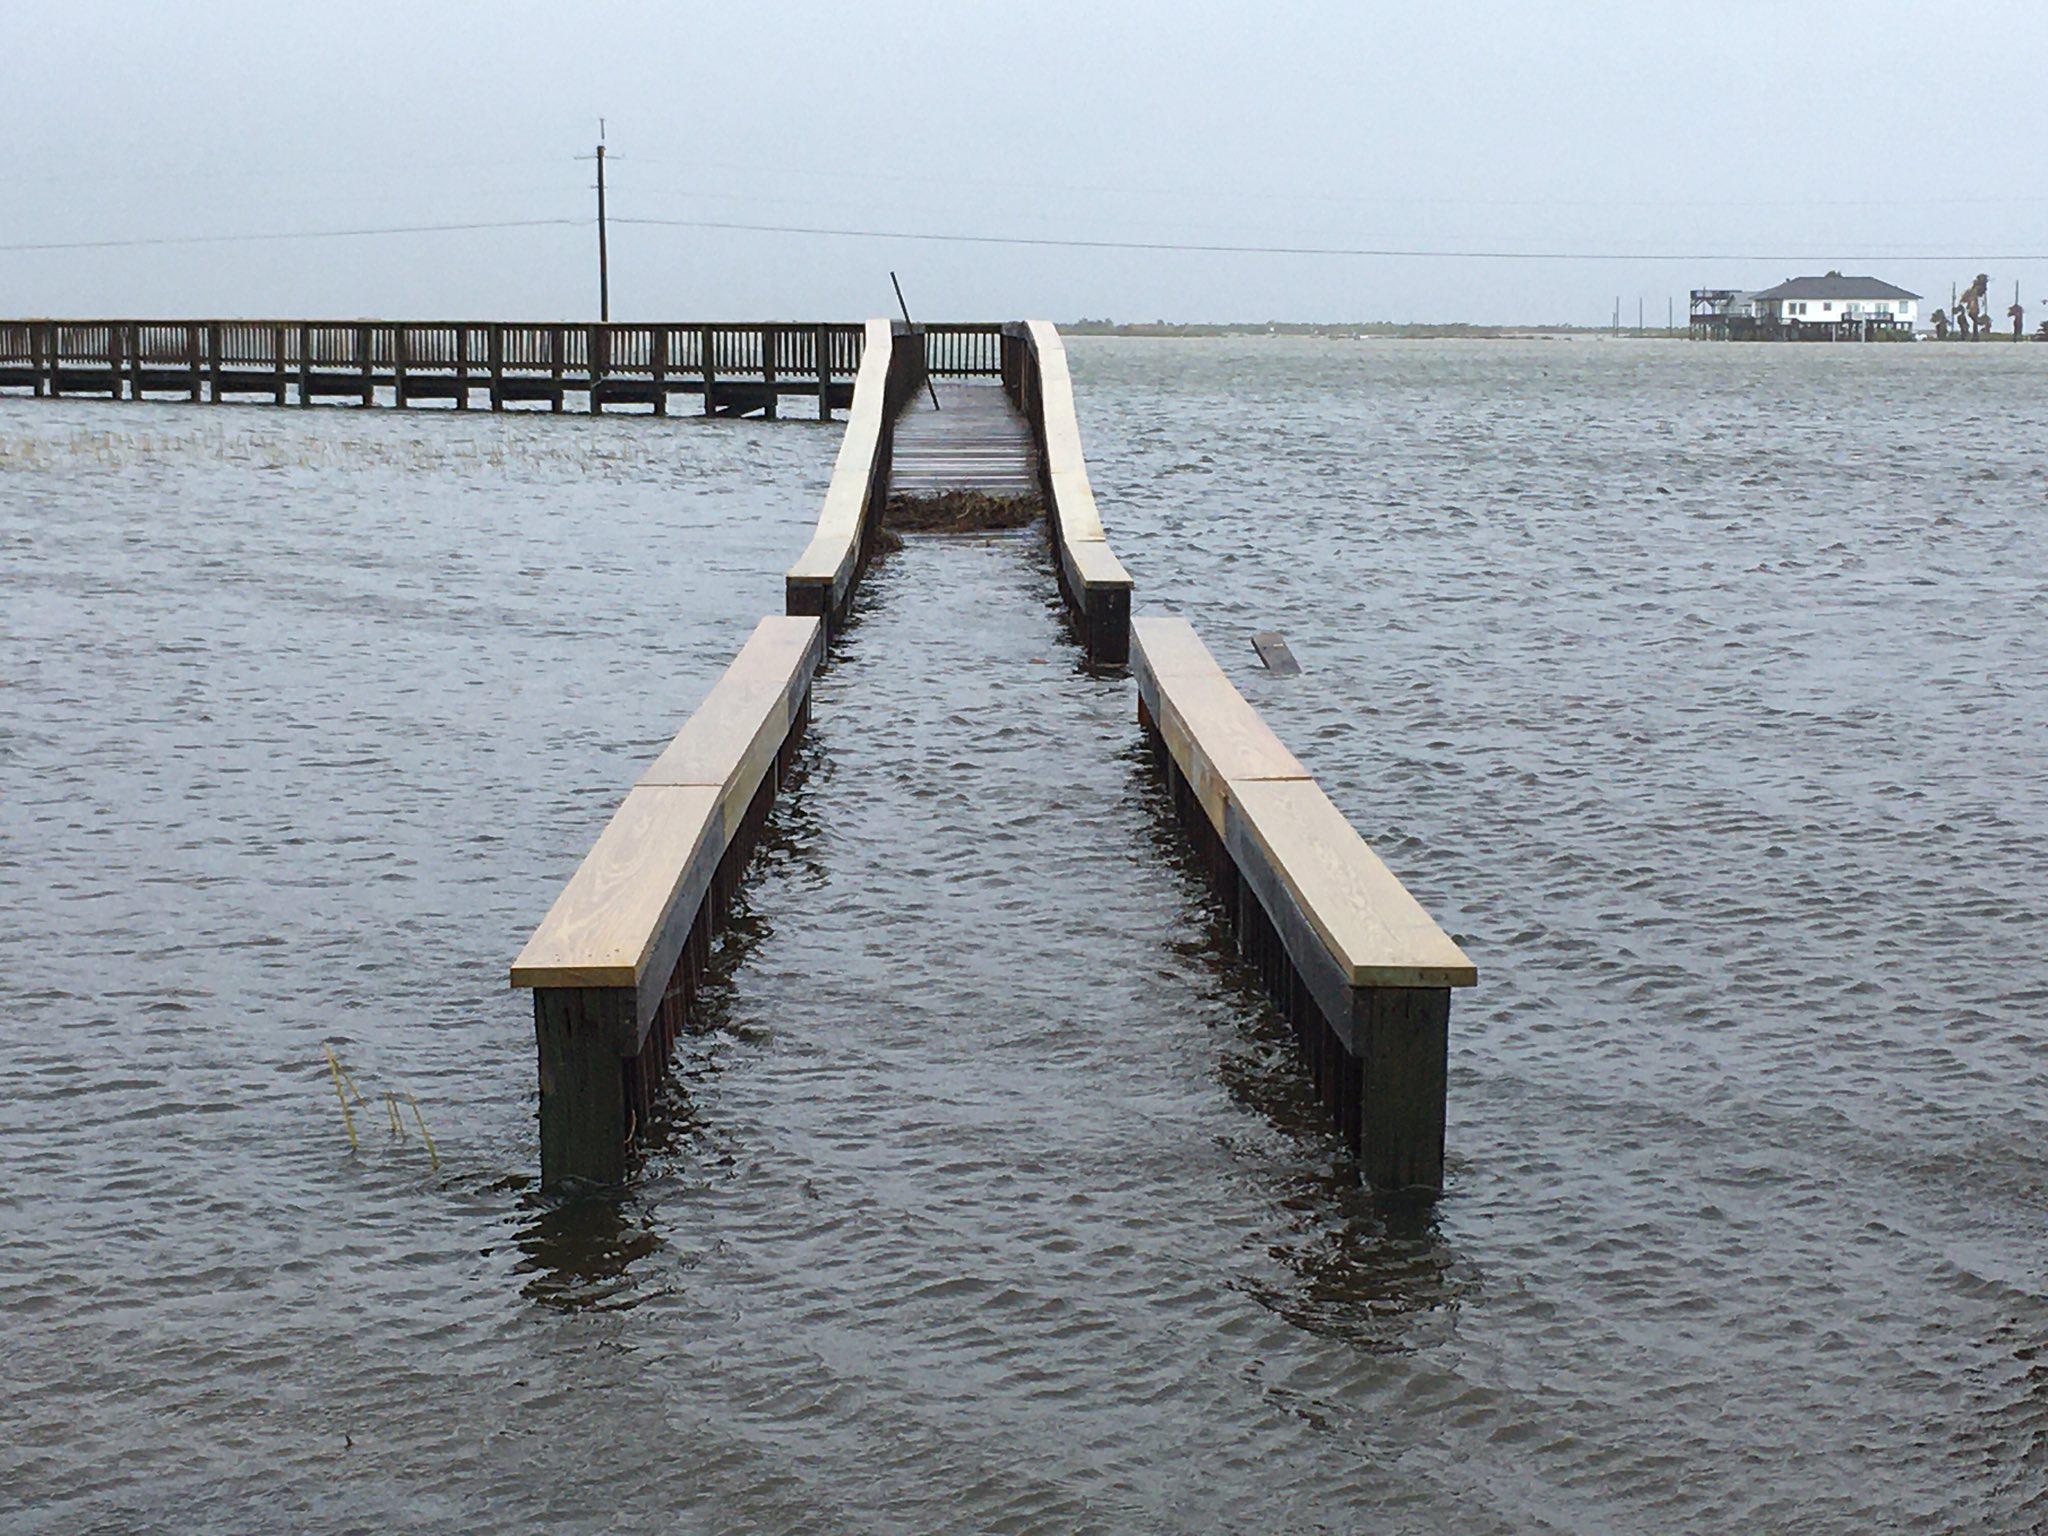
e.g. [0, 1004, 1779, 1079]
[0, 319, 886, 417]
[3, 310, 1473, 1192]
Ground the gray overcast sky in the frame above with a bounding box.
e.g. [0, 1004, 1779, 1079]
[6, 0, 2046, 325]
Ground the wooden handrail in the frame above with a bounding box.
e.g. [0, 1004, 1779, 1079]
[511, 614, 824, 1186]
[1131, 616, 1474, 1191]
[1006, 321, 1133, 667]
[783, 318, 925, 631]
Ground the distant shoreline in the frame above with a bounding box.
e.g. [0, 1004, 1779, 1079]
[1061, 321, 1687, 340]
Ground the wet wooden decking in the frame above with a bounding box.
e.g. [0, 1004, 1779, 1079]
[888, 381, 1041, 499]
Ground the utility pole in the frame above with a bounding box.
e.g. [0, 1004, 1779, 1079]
[577, 122, 612, 321]
[595, 123, 610, 322]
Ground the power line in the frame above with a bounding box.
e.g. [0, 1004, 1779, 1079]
[0, 217, 582, 254]
[3, 209, 2041, 266]
[612, 215, 2048, 265]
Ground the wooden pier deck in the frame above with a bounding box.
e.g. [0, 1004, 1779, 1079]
[887, 381, 1041, 499]
[0, 305, 1475, 1193]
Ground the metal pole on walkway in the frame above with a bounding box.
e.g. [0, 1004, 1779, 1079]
[890, 270, 941, 411]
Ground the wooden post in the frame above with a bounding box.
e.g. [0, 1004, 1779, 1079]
[651, 326, 668, 417]
[358, 325, 374, 406]
[455, 324, 470, 411]
[394, 325, 410, 407]
[126, 324, 143, 399]
[701, 324, 716, 415]
[298, 324, 313, 406]
[207, 323, 222, 403]
[49, 324, 63, 399]
[815, 325, 831, 420]
[589, 324, 606, 414]
[271, 325, 287, 405]
[549, 325, 564, 413]
[761, 326, 778, 419]
[187, 324, 202, 402]
[533, 988, 632, 1187]
[31, 321, 46, 397]
[107, 324, 124, 399]
[1354, 987, 1450, 1192]
[488, 323, 504, 412]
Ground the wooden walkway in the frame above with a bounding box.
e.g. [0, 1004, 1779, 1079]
[888, 381, 1041, 499]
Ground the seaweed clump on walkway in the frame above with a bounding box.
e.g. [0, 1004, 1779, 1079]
[884, 490, 1043, 533]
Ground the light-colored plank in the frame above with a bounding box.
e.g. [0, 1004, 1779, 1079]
[1155, 671, 1309, 830]
[638, 615, 820, 838]
[511, 785, 721, 990]
[1233, 778, 1477, 988]
[787, 318, 893, 587]
[1132, 615, 1221, 679]
[1063, 537, 1132, 591]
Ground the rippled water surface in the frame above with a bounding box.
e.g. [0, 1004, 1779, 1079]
[4, 339, 2046, 1534]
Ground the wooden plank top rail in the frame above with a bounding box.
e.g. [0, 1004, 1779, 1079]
[785, 318, 921, 629]
[511, 614, 823, 1012]
[1008, 321, 1133, 666]
[1132, 615, 1474, 991]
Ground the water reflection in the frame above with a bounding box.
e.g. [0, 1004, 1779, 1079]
[512, 1188, 672, 1312]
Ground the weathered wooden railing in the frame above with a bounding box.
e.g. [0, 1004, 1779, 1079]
[0, 320, 866, 418]
[784, 318, 928, 632]
[511, 615, 825, 1186]
[922, 322, 1006, 378]
[1131, 617, 1475, 1192]
[1002, 320, 1134, 667]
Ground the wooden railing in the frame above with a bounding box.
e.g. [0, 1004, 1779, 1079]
[783, 319, 929, 632]
[1131, 617, 1476, 1192]
[1000, 321, 1134, 667]
[922, 323, 1006, 378]
[511, 615, 826, 1186]
[0, 320, 868, 418]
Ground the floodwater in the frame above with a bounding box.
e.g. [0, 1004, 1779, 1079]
[3, 339, 2045, 1534]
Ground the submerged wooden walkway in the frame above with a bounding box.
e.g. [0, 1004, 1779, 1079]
[887, 381, 1041, 499]
[0, 308, 1475, 1193]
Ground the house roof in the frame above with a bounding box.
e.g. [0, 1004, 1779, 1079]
[1754, 273, 1921, 302]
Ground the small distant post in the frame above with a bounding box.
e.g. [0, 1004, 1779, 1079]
[815, 324, 831, 420]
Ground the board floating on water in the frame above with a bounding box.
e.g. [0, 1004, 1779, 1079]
[1251, 632, 1301, 675]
